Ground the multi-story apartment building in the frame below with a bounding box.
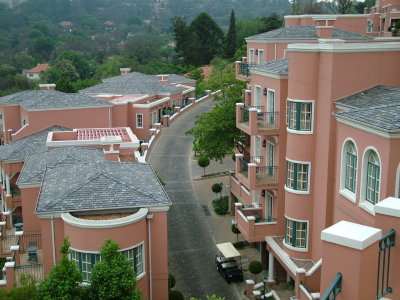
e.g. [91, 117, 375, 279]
[232, 5, 400, 299]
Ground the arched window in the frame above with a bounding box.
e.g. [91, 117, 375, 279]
[366, 151, 380, 204]
[367, 20, 373, 33]
[345, 142, 357, 192]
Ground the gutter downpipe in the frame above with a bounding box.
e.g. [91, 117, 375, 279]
[147, 214, 153, 300]
[51, 213, 56, 265]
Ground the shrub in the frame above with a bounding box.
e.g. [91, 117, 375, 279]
[212, 196, 229, 215]
[231, 224, 240, 241]
[233, 241, 247, 249]
[169, 290, 184, 300]
[168, 273, 176, 291]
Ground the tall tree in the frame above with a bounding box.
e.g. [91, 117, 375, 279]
[171, 16, 194, 65]
[259, 13, 283, 33]
[224, 10, 236, 59]
[38, 237, 82, 300]
[56, 51, 94, 80]
[336, 0, 353, 14]
[89, 239, 141, 300]
[189, 13, 223, 66]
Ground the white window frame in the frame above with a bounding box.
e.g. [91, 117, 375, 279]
[254, 135, 261, 162]
[121, 241, 146, 280]
[267, 89, 275, 113]
[249, 48, 255, 64]
[267, 141, 274, 167]
[265, 191, 273, 220]
[258, 49, 264, 64]
[284, 158, 311, 194]
[359, 146, 382, 215]
[367, 20, 373, 33]
[254, 85, 262, 108]
[283, 216, 309, 252]
[339, 138, 358, 203]
[286, 99, 315, 135]
[136, 113, 143, 129]
[252, 190, 260, 205]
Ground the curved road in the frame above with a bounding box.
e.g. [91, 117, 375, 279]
[148, 100, 238, 299]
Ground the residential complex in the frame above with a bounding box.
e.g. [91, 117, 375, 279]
[0, 68, 208, 299]
[232, 2, 400, 299]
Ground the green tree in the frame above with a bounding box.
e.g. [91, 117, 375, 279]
[56, 51, 94, 80]
[211, 183, 223, 198]
[231, 224, 240, 242]
[38, 237, 82, 300]
[259, 13, 283, 34]
[96, 59, 122, 79]
[190, 295, 225, 300]
[197, 156, 210, 176]
[224, 10, 236, 59]
[89, 239, 141, 300]
[336, 0, 353, 13]
[56, 80, 77, 93]
[0, 274, 38, 300]
[169, 290, 184, 300]
[45, 60, 80, 83]
[189, 13, 223, 66]
[171, 16, 195, 65]
[33, 37, 55, 61]
[249, 260, 263, 281]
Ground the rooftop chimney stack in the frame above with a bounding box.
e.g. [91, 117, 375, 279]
[39, 84, 56, 91]
[157, 74, 169, 83]
[120, 68, 131, 75]
[314, 17, 336, 39]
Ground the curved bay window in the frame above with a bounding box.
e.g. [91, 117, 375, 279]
[288, 101, 312, 132]
[285, 218, 308, 249]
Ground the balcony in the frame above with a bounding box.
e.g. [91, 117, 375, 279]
[236, 62, 255, 81]
[230, 172, 252, 205]
[236, 104, 280, 136]
[235, 154, 278, 190]
[234, 204, 277, 243]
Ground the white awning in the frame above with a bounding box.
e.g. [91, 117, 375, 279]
[216, 242, 241, 259]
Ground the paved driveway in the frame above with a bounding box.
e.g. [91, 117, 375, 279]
[148, 100, 238, 299]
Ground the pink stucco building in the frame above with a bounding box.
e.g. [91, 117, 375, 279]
[233, 5, 400, 299]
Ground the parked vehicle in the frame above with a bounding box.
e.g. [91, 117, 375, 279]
[215, 242, 244, 283]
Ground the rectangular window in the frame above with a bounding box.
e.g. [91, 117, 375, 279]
[136, 114, 143, 129]
[258, 50, 264, 64]
[249, 49, 254, 64]
[285, 218, 308, 248]
[123, 244, 144, 276]
[255, 86, 262, 107]
[150, 111, 157, 126]
[286, 161, 309, 191]
[288, 101, 312, 131]
[366, 163, 380, 204]
[254, 136, 261, 160]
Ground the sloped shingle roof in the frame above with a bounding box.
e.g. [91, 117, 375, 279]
[26, 64, 50, 73]
[0, 125, 70, 162]
[246, 26, 372, 41]
[253, 58, 289, 74]
[0, 90, 112, 111]
[18, 147, 104, 185]
[36, 161, 171, 213]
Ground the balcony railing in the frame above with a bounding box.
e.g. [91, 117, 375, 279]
[256, 166, 278, 186]
[257, 112, 279, 130]
[377, 229, 395, 299]
[321, 272, 342, 300]
[239, 158, 249, 178]
[15, 264, 44, 284]
[239, 63, 255, 77]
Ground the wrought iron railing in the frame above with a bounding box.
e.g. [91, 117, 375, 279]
[257, 112, 280, 130]
[20, 234, 42, 252]
[196, 94, 206, 100]
[1, 235, 18, 252]
[12, 213, 23, 226]
[256, 166, 278, 186]
[321, 272, 342, 300]
[15, 264, 44, 283]
[377, 229, 395, 299]
[240, 107, 249, 123]
[239, 63, 255, 77]
[239, 158, 249, 178]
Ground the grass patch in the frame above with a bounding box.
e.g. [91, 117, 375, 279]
[212, 196, 229, 215]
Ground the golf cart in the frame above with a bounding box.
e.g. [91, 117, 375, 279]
[215, 242, 244, 283]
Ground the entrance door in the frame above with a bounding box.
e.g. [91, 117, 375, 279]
[265, 193, 273, 221]
[267, 143, 274, 175]
[267, 90, 275, 124]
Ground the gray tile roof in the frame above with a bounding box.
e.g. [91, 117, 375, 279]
[166, 74, 196, 84]
[36, 161, 171, 213]
[81, 72, 184, 95]
[246, 26, 372, 40]
[335, 85, 400, 109]
[0, 125, 70, 162]
[0, 90, 112, 111]
[334, 103, 400, 131]
[18, 147, 104, 185]
[253, 58, 289, 74]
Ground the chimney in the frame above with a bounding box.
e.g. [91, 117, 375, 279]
[313, 17, 336, 39]
[157, 74, 169, 83]
[39, 84, 56, 90]
[120, 68, 131, 75]
[101, 136, 121, 161]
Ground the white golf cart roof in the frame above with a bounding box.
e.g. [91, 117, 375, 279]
[216, 242, 241, 259]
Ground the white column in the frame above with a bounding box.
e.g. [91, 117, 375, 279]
[268, 252, 275, 281]
[5, 174, 10, 197]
